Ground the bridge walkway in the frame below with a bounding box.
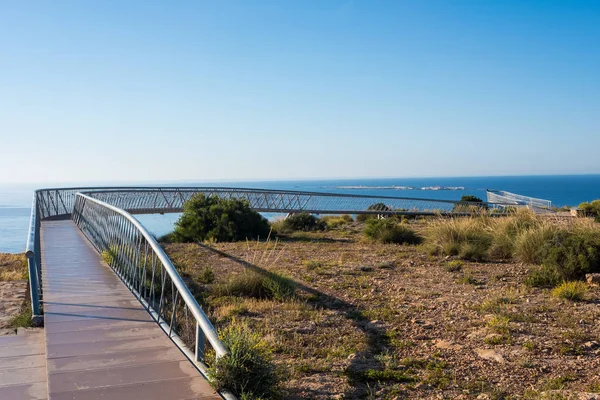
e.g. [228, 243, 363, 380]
[40, 220, 220, 400]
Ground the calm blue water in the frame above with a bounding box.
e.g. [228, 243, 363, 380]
[1, 175, 599, 253]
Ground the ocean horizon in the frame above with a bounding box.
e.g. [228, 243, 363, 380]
[1, 174, 599, 253]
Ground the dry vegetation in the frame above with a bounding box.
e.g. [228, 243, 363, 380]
[163, 214, 600, 399]
[0, 253, 30, 331]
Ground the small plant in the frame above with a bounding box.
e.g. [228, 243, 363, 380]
[363, 219, 422, 245]
[542, 374, 576, 390]
[486, 315, 510, 334]
[551, 281, 588, 302]
[9, 303, 34, 328]
[522, 340, 536, 352]
[303, 260, 323, 271]
[198, 266, 215, 284]
[209, 320, 279, 399]
[262, 273, 296, 301]
[457, 272, 478, 285]
[101, 246, 118, 265]
[444, 260, 463, 272]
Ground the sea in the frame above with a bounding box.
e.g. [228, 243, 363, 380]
[1, 175, 599, 254]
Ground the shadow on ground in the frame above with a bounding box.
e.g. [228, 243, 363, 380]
[196, 242, 404, 399]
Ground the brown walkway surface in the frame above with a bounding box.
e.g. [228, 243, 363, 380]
[41, 220, 220, 400]
[0, 329, 47, 400]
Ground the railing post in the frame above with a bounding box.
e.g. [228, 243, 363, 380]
[26, 256, 42, 325]
[195, 321, 205, 363]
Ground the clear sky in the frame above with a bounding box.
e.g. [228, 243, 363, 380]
[1, 0, 599, 184]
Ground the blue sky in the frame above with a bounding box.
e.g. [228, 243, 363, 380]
[1, 0, 599, 184]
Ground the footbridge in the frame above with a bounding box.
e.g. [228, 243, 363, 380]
[4, 186, 513, 399]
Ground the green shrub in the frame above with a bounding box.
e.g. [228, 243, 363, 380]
[101, 245, 118, 265]
[9, 303, 34, 328]
[198, 266, 215, 284]
[444, 260, 463, 272]
[523, 266, 562, 288]
[213, 271, 295, 301]
[172, 194, 270, 243]
[357, 203, 392, 222]
[363, 219, 422, 245]
[262, 273, 296, 301]
[209, 321, 278, 399]
[579, 200, 600, 217]
[280, 213, 326, 232]
[541, 230, 600, 280]
[453, 195, 489, 212]
[552, 281, 588, 302]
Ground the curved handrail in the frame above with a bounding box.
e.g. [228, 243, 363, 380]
[72, 193, 227, 368]
[25, 185, 515, 323]
[25, 191, 42, 323]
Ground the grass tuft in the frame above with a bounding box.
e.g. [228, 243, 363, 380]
[209, 320, 279, 399]
[364, 219, 422, 245]
[551, 281, 588, 302]
[213, 271, 295, 302]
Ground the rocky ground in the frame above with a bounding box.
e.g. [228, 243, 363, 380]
[164, 222, 600, 400]
[0, 253, 29, 332]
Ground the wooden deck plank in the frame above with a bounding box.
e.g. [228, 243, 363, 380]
[0, 331, 48, 399]
[41, 220, 220, 400]
[0, 382, 48, 400]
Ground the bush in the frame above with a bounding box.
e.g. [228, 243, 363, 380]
[453, 195, 489, 212]
[209, 321, 279, 399]
[541, 229, 600, 281]
[213, 271, 295, 301]
[515, 223, 600, 281]
[523, 266, 562, 288]
[280, 213, 326, 232]
[579, 200, 600, 217]
[513, 224, 559, 264]
[425, 218, 492, 261]
[552, 281, 588, 301]
[172, 194, 270, 243]
[363, 219, 422, 245]
[489, 211, 539, 260]
[320, 215, 353, 229]
[357, 203, 392, 222]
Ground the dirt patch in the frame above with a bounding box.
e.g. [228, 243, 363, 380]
[164, 222, 600, 399]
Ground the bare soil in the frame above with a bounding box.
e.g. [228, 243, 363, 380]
[164, 222, 600, 399]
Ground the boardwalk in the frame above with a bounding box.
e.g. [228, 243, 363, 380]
[40, 220, 220, 400]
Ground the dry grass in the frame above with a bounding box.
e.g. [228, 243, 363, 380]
[0, 253, 27, 281]
[163, 217, 600, 399]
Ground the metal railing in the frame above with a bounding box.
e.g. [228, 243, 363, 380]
[486, 190, 552, 210]
[85, 187, 507, 215]
[24, 192, 42, 325]
[71, 193, 227, 376]
[25, 185, 517, 322]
